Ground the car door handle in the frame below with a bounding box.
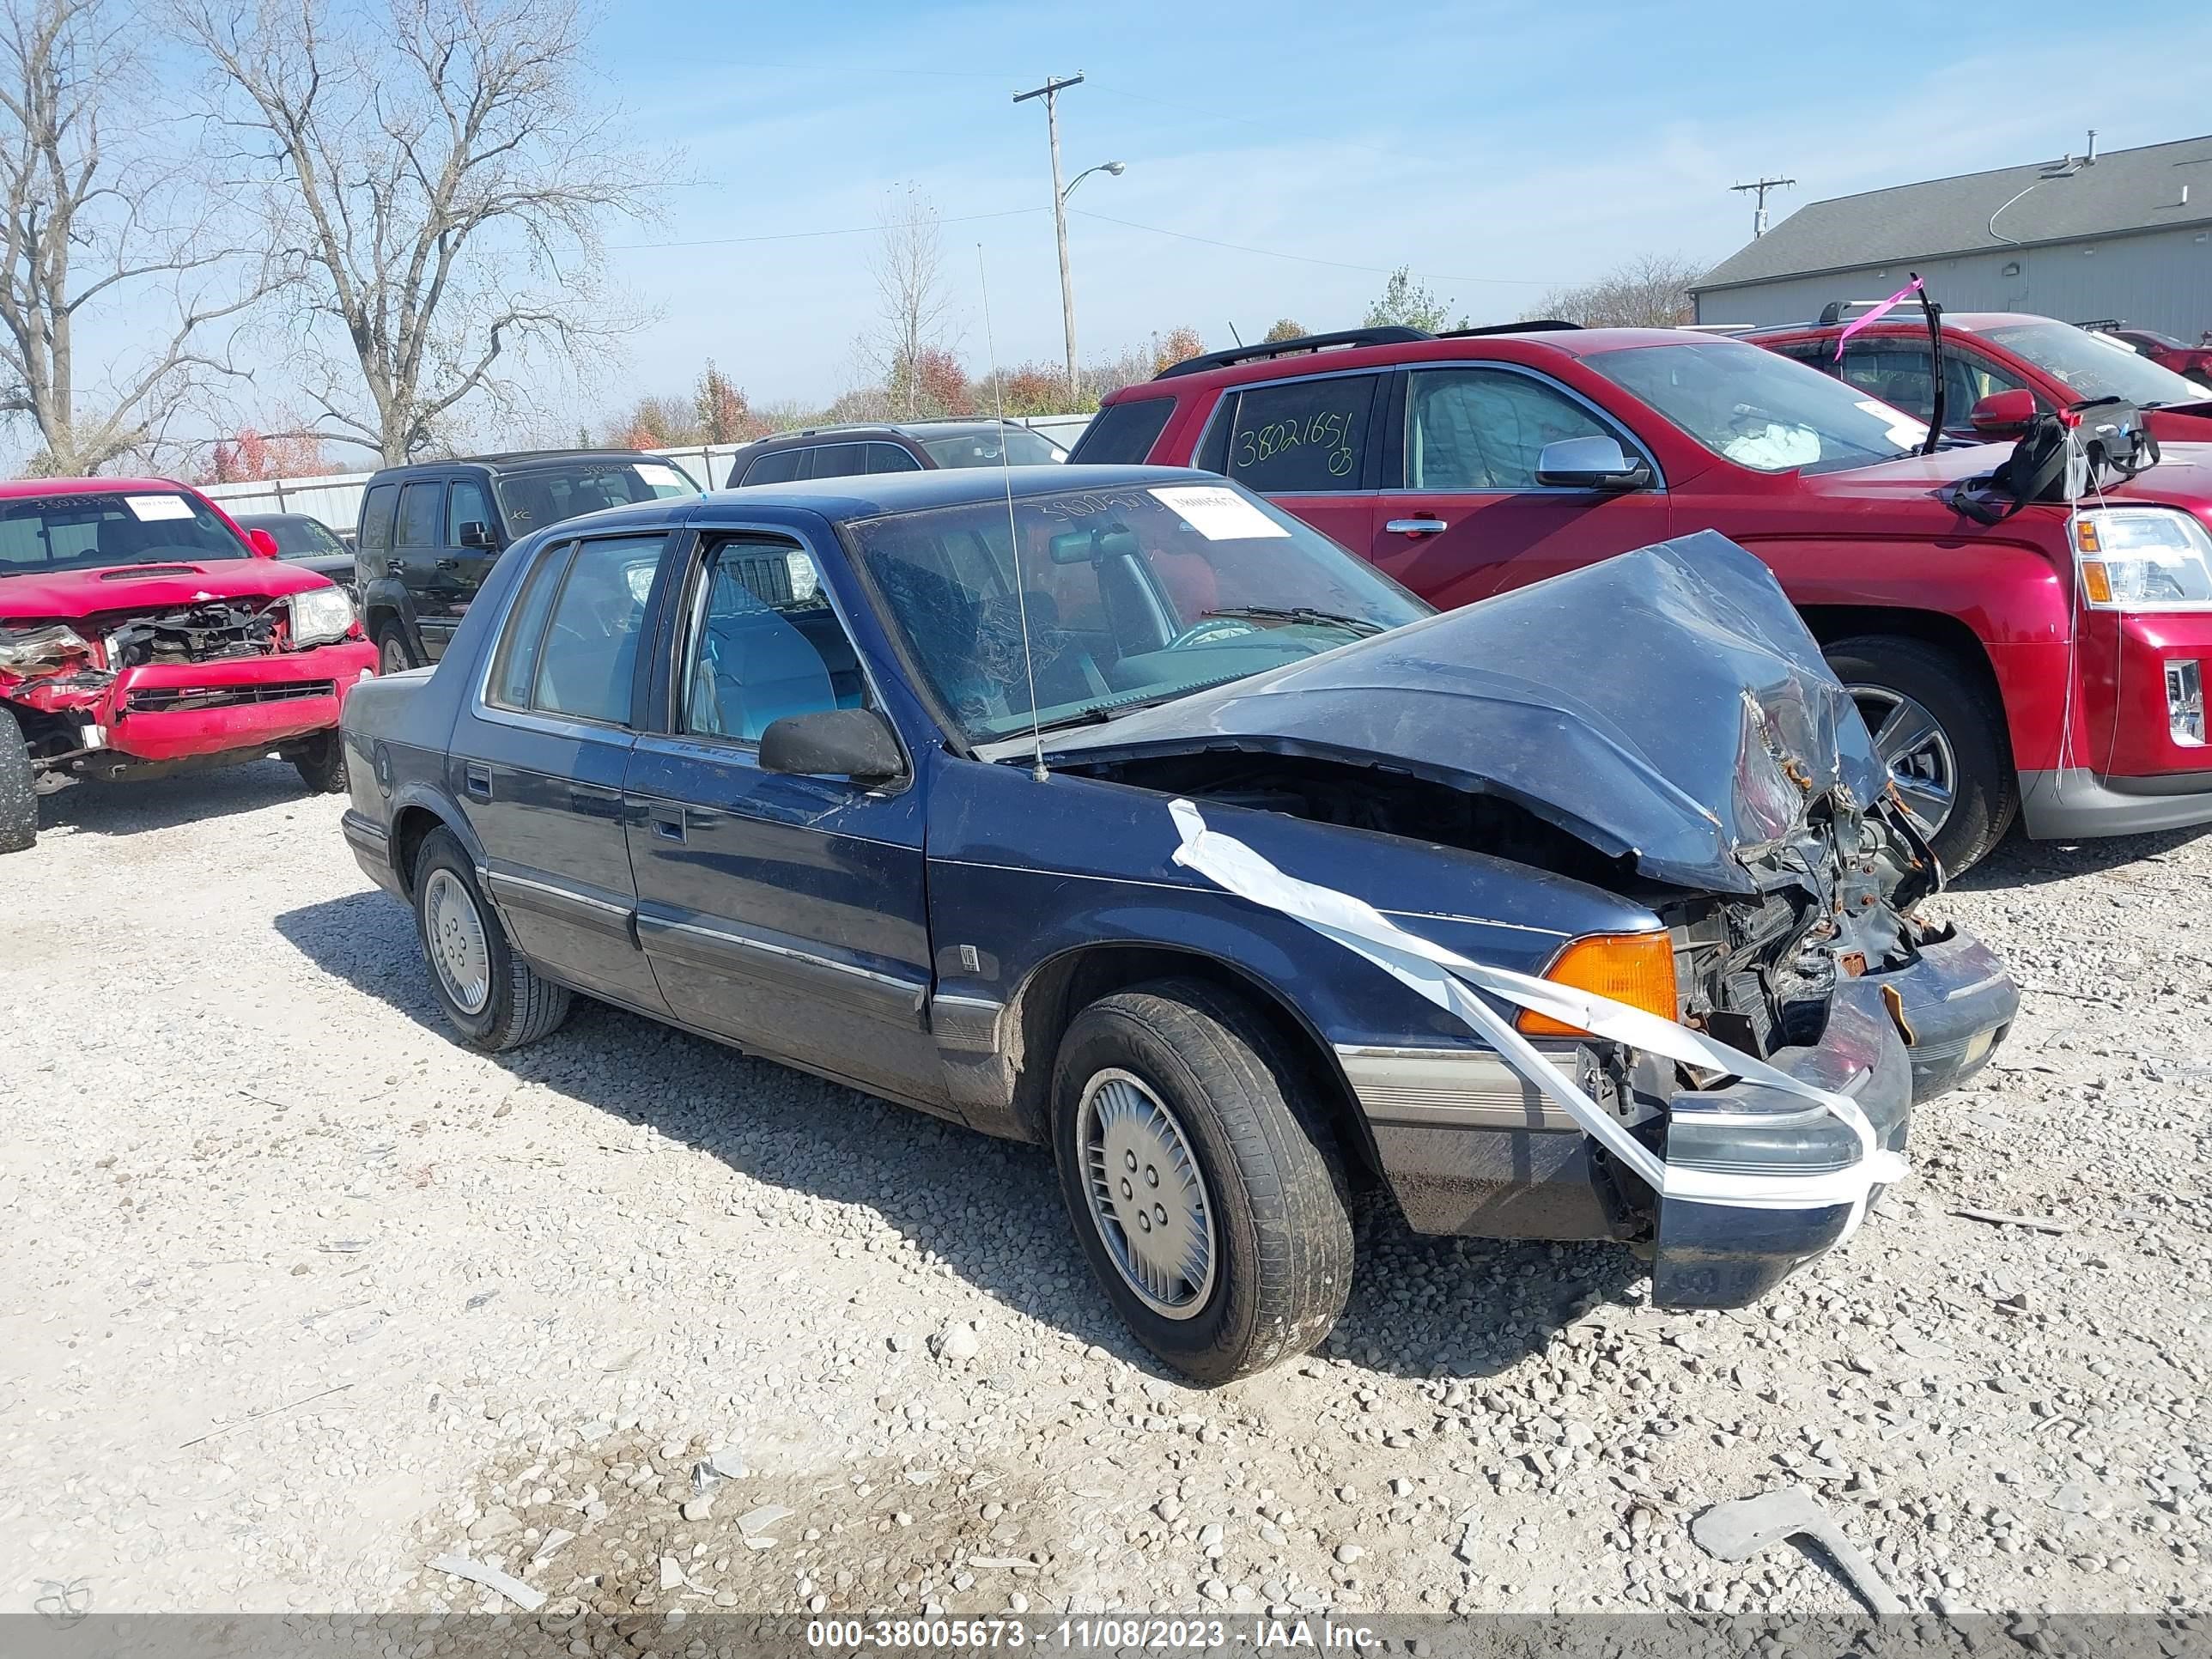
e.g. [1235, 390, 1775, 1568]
[463, 762, 491, 800]
[1385, 517, 1449, 536]
[435, 557, 460, 571]
[387, 557, 409, 572]
[648, 805, 685, 843]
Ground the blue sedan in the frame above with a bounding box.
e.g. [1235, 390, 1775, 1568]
[337, 465, 2016, 1381]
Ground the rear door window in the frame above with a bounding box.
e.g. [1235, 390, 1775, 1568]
[397, 481, 445, 546]
[806, 443, 871, 481]
[524, 534, 667, 725]
[488, 540, 576, 709]
[1218, 374, 1381, 493]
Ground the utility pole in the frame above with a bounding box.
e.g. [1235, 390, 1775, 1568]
[1015, 72, 1085, 398]
[1731, 176, 1796, 239]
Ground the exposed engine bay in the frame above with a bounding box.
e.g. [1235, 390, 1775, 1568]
[1063, 746, 1946, 1066]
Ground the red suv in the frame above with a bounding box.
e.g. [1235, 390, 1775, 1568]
[2088, 324, 2212, 385]
[1744, 311, 2212, 446]
[1073, 325, 2212, 872]
[0, 477, 378, 853]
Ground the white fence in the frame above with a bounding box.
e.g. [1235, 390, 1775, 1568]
[194, 413, 1097, 532]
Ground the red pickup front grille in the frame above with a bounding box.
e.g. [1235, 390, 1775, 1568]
[125, 680, 336, 714]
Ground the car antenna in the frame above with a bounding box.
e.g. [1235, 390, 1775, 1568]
[1227, 321, 1244, 347]
[976, 244, 1050, 783]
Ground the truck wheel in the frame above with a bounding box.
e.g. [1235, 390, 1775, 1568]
[412, 827, 571, 1052]
[289, 732, 348, 794]
[377, 624, 417, 674]
[0, 704, 36, 854]
[1826, 635, 2016, 875]
[1051, 977, 1353, 1383]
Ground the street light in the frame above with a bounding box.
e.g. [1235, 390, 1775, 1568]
[1014, 72, 1126, 398]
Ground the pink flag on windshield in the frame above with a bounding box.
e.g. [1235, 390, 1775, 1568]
[1834, 278, 1924, 358]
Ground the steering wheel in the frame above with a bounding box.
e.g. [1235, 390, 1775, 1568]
[1164, 617, 1259, 650]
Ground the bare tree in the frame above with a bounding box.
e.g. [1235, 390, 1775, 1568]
[178, 0, 667, 465]
[1525, 253, 1702, 328]
[856, 184, 958, 421]
[0, 0, 272, 474]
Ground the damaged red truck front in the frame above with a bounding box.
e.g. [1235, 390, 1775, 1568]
[0, 478, 379, 853]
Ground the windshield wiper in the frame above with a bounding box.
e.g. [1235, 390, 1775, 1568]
[1200, 605, 1384, 636]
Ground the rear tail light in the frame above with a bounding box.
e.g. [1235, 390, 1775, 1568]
[1516, 932, 1679, 1038]
[2168, 659, 2205, 747]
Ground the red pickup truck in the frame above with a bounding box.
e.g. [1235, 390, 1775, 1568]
[0, 477, 378, 853]
[1073, 325, 2212, 872]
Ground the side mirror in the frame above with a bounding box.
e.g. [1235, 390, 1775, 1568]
[1534, 435, 1653, 490]
[246, 526, 281, 559]
[1969, 388, 2037, 439]
[758, 706, 905, 786]
[457, 520, 497, 550]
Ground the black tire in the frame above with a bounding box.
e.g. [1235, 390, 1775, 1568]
[1826, 635, 2016, 876]
[1050, 977, 1353, 1383]
[289, 731, 348, 794]
[377, 624, 417, 674]
[0, 703, 36, 854]
[412, 826, 571, 1052]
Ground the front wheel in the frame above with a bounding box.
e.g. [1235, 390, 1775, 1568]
[0, 703, 37, 854]
[412, 827, 571, 1052]
[289, 732, 348, 794]
[1826, 635, 2015, 876]
[1051, 978, 1353, 1383]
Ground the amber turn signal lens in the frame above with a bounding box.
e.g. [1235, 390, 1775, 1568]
[1516, 931, 1679, 1037]
[2080, 560, 2113, 605]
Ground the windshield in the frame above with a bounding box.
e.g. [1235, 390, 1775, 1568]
[0, 490, 250, 577]
[495, 458, 701, 536]
[919, 428, 1066, 468]
[1983, 321, 2212, 405]
[1590, 338, 1929, 474]
[250, 517, 349, 558]
[844, 480, 1429, 744]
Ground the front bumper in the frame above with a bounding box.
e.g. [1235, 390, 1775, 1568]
[1650, 930, 2018, 1308]
[18, 640, 377, 764]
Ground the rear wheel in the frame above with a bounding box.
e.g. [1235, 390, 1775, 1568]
[412, 827, 571, 1051]
[376, 624, 417, 674]
[1826, 635, 2015, 875]
[1051, 978, 1352, 1383]
[0, 704, 36, 854]
[289, 732, 348, 794]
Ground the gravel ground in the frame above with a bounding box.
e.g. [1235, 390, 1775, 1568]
[2, 763, 2208, 1623]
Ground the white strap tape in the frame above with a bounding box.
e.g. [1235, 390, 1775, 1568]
[1168, 800, 1906, 1229]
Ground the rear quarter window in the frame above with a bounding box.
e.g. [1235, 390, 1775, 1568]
[359, 483, 398, 551]
[1068, 398, 1175, 465]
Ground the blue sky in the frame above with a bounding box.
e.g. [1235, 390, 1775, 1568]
[584, 0, 2212, 416]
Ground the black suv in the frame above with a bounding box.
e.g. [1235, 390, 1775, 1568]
[356, 449, 701, 670]
[730, 419, 1065, 487]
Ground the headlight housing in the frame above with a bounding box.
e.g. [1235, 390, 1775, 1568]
[289, 585, 356, 647]
[2072, 507, 2212, 611]
[0, 623, 90, 672]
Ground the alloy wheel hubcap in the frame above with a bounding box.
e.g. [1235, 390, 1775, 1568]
[1078, 1069, 1216, 1320]
[1850, 684, 1956, 840]
[423, 868, 491, 1015]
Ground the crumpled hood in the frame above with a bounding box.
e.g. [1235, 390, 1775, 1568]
[1033, 531, 1886, 894]
[0, 557, 332, 623]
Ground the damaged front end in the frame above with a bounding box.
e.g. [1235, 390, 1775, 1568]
[1063, 533, 2021, 1308]
[1, 590, 369, 777]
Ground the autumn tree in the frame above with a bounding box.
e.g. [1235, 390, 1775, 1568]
[1524, 253, 1701, 328]
[694, 359, 761, 444]
[0, 0, 276, 474]
[1261, 318, 1308, 343]
[179, 0, 666, 465]
[1151, 327, 1205, 374]
[1364, 266, 1462, 333]
[857, 183, 958, 421]
[204, 423, 325, 481]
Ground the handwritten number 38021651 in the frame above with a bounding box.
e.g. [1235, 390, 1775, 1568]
[1234, 410, 1357, 479]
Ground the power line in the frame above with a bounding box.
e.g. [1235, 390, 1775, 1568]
[610, 206, 1046, 252]
[1066, 207, 1557, 288]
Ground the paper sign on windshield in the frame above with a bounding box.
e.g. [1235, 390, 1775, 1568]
[125, 495, 195, 521]
[1149, 485, 1290, 541]
[633, 463, 684, 490]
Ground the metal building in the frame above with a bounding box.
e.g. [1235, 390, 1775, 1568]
[1692, 134, 2212, 339]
